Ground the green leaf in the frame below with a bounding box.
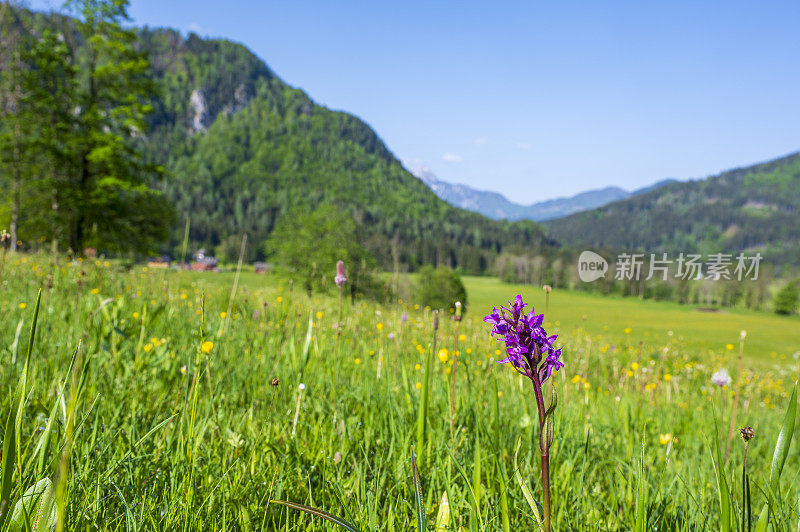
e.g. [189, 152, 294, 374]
[8, 477, 57, 532]
[513, 438, 543, 530]
[269, 500, 361, 532]
[767, 381, 797, 521]
[410, 447, 427, 532]
[434, 491, 450, 532]
[539, 387, 557, 453]
[753, 504, 769, 532]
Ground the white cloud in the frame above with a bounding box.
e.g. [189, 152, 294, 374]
[442, 152, 462, 163]
[516, 142, 531, 150]
[473, 137, 488, 146]
[189, 22, 203, 33]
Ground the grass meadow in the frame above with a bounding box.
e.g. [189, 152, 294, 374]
[2, 254, 800, 530]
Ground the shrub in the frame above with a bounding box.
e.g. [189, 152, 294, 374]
[414, 265, 467, 313]
[774, 280, 799, 315]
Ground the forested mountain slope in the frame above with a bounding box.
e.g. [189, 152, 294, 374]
[142, 28, 556, 270]
[547, 153, 800, 265]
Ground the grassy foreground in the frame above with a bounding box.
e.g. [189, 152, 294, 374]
[1, 255, 799, 530]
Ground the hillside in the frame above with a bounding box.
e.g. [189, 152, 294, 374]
[414, 166, 675, 221]
[547, 153, 800, 265]
[142, 30, 559, 270]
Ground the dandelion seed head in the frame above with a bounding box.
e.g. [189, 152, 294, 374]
[711, 368, 732, 387]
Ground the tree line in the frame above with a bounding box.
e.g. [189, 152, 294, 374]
[0, 0, 173, 257]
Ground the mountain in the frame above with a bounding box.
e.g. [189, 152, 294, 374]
[546, 153, 800, 265]
[136, 31, 553, 271]
[413, 166, 675, 221]
[12, 9, 553, 272]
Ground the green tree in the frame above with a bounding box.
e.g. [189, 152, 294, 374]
[415, 265, 467, 313]
[0, 2, 29, 251]
[18, 27, 78, 254]
[264, 206, 382, 298]
[774, 281, 798, 316]
[63, 0, 172, 254]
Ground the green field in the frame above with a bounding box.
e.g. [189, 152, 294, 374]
[465, 276, 800, 362]
[1, 255, 799, 530]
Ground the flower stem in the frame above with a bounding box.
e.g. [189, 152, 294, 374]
[742, 443, 750, 532]
[531, 375, 552, 532]
[450, 321, 460, 433]
[333, 285, 342, 425]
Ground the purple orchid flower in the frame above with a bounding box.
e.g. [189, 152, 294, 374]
[484, 294, 563, 384]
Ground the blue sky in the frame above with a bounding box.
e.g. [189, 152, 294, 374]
[31, 0, 800, 203]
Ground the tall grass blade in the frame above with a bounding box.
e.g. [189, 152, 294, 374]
[472, 429, 481, 512]
[447, 447, 484, 530]
[416, 318, 436, 459]
[410, 447, 427, 531]
[269, 500, 361, 532]
[299, 313, 314, 378]
[634, 430, 647, 532]
[9, 320, 22, 365]
[496, 457, 511, 532]
[711, 414, 732, 532]
[32, 345, 79, 477]
[1, 290, 41, 529]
